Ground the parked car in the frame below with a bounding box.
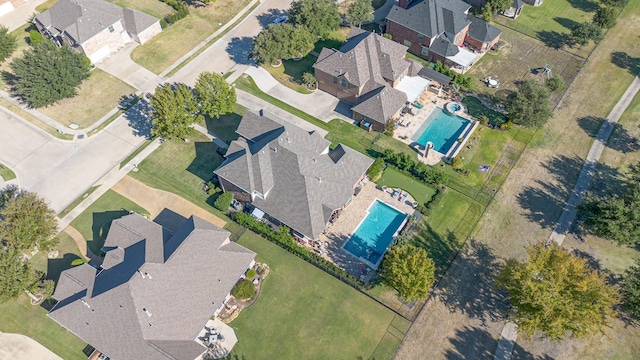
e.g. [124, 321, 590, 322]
[272, 15, 288, 24]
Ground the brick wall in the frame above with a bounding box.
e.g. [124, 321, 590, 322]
[315, 69, 361, 104]
[386, 20, 433, 57]
[464, 33, 500, 52]
[218, 176, 252, 203]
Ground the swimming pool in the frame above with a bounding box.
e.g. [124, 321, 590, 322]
[412, 108, 471, 154]
[343, 200, 408, 268]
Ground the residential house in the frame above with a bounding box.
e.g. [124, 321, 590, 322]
[34, 0, 162, 63]
[48, 213, 255, 360]
[386, 0, 502, 70]
[313, 27, 424, 132]
[503, 0, 525, 18]
[214, 109, 374, 240]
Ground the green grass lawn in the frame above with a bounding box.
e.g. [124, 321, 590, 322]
[231, 231, 408, 360]
[69, 190, 148, 255]
[461, 96, 506, 126]
[500, 0, 596, 38]
[131, 0, 252, 74]
[263, 54, 318, 94]
[0, 162, 16, 181]
[58, 186, 100, 218]
[106, 0, 173, 19]
[201, 103, 246, 144]
[376, 167, 436, 204]
[35, 0, 58, 12]
[30, 232, 84, 283]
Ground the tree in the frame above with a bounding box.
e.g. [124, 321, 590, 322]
[214, 192, 233, 211]
[600, 0, 627, 8]
[9, 42, 90, 108]
[380, 244, 435, 301]
[545, 74, 565, 93]
[505, 79, 553, 127]
[194, 71, 236, 118]
[621, 259, 640, 320]
[496, 243, 619, 340]
[347, 0, 374, 27]
[0, 25, 17, 63]
[593, 6, 618, 29]
[150, 83, 200, 140]
[0, 247, 39, 303]
[570, 22, 603, 47]
[289, 0, 341, 39]
[252, 24, 315, 64]
[0, 186, 58, 253]
[481, 0, 511, 22]
[302, 72, 316, 88]
[28, 29, 45, 46]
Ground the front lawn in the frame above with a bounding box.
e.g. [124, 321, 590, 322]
[38, 69, 135, 129]
[69, 190, 148, 255]
[231, 231, 409, 360]
[263, 54, 318, 94]
[130, 0, 252, 74]
[376, 167, 436, 204]
[30, 231, 84, 283]
[0, 162, 16, 181]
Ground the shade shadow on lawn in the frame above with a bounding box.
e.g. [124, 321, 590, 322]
[46, 253, 83, 283]
[578, 115, 640, 153]
[611, 51, 640, 77]
[89, 210, 130, 254]
[187, 142, 223, 181]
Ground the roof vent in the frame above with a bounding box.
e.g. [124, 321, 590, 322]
[286, 137, 290, 144]
[259, 109, 264, 116]
[143, 308, 152, 317]
[81, 299, 91, 309]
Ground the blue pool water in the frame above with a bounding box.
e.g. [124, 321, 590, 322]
[343, 200, 408, 266]
[412, 108, 470, 154]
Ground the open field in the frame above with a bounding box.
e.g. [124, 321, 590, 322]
[39, 69, 135, 129]
[396, 1, 640, 358]
[69, 189, 148, 255]
[131, 0, 252, 74]
[232, 231, 410, 360]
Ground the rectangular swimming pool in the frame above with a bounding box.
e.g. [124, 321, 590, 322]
[343, 200, 408, 268]
[412, 107, 470, 154]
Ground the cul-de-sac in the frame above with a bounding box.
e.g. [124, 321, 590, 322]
[0, 0, 639, 359]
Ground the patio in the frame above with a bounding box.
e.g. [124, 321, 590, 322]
[317, 181, 416, 281]
[197, 319, 238, 360]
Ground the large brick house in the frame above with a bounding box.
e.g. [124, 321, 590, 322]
[34, 0, 161, 63]
[313, 28, 424, 132]
[386, 0, 502, 70]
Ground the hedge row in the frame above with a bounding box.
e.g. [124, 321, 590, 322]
[233, 212, 366, 290]
[160, 0, 190, 28]
[382, 150, 448, 185]
[416, 185, 448, 216]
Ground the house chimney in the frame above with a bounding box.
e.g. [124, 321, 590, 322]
[398, 0, 412, 9]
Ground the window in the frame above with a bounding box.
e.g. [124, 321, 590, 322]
[332, 76, 337, 84]
[403, 39, 411, 47]
[418, 34, 424, 40]
[108, 25, 115, 33]
[340, 79, 347, 88]
[421, 46, 429, 56]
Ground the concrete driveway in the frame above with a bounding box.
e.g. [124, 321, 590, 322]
[0, 332, 62, 360]
[0, 0, 49, 31]
[95, 42, 165, 92]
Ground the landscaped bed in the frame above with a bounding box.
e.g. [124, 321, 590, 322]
[461, 96, 506, 127]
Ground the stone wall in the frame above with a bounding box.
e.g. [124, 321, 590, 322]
[135, 21, 161, 45]
[80, 20, 128, 62]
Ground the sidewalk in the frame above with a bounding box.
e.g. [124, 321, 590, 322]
[0, 0, 49, 31]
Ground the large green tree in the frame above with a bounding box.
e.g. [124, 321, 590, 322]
[621, 259, 640, 320]
[481, 0, 511, 21]
[0, 186, 58, 253]
[380, 244, 435, 301]
[570, 22, 604, 47]
[150, 83, 200, 140]
[289, 0, 341, 39]
[347, 0, 374, 27]
[252, 24, 315, 64]
[0, 25, 17, 63]
[9, 42, 90, 108]
[593, 6, 618, 29]
[505, 79, 553, 128]
[496, 243, 619, 340]
[0, 247, 39, 303]
[194, 71, 236, 118]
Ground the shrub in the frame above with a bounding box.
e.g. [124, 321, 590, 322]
[28, 29, 45, 46]
[499, 121, 513, 130]
[245, 269, 256, 278]
[450, 156, 463, 168]
[214, 192, 233, 211]
[231, 279, 254, 300]
[367, 157, 384, 182]
[383, 33, 392, 40]
[381, 150, 448, 185]
[71, 258, 87, 267]
[478, 115, 489, 125]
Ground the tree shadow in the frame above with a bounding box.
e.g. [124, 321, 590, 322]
[411, 224, 458, 276]
[204, 112, 241, 144]
[566, 0, 599, 12]
[187, 142, 223, 181]
[255, 8, 288, 28]
[123, 98, 152, 138]
[576, 115, 604, 138]
[537, 31, 570, 50]
[611, 51, 640, 76]
[438, 240, 507, 324]
[553, 17, 580, 31]
[226, 37, 255, 66]
[46, 253, 83, 283]
[89, 210, 130, 254]
[577, 115, 640, 153]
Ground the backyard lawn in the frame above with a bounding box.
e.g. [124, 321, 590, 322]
[130, 0, 252, 74]
[461, 96, 506, 126]
[69, 189, 148, 255]
[39, 69, 135, 129]
[376, 167, 436, 204]
[106, 0, 173, 19]
[231, 231, 410, 360]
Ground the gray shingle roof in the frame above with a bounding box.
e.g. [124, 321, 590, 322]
[512, 0, 525, 9]
[215, 110, 373, 239]
[35, 0, 158, 44]
[352, 86, 407, 125]
[313, 28, 410, 87]
[467, 16, 502, 43]
[429, 34, 459, 57]
[418, 67, 452, 85]
[49, 214, 255, 360]
[386, 0, 472, 38]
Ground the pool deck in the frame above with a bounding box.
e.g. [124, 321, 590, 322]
[317, 181, 416, 281]
[393, 89, 476, 165]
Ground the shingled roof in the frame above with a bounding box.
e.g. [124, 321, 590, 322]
[352, 86, 407, 125]
[215, 110, 374, 239]
[48, 214, 255, 360]
[467, 16, 502, 43]
[35, 0, 158, 44]
[386, 0, 472, 38]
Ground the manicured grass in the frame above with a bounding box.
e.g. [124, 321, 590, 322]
[231, 231, 405, 360]
[106, 0, 172, 19]
[201, 103, 246, 144]
[0, 162, 16, 181]
[0, 296, 87, 360]
[461, 96, 506, 126]
[57, 186, 99, 218]
[69, 190, 148, 255]
[263, 54, 317, 94]
[35, 0, 58, 12]
[131, 0, 252, 74]
[499, 0, 595, 37]
[39, 69, 135, 129]
[376, 167, 436, 204]
[30, 232, 84, 283]
[313, 27, 349, 53]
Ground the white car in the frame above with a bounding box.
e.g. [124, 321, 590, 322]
[272, 15, 289, 24]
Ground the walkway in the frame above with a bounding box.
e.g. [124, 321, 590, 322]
[493, 74, 640, 360]
[111, 176, 226, 231]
